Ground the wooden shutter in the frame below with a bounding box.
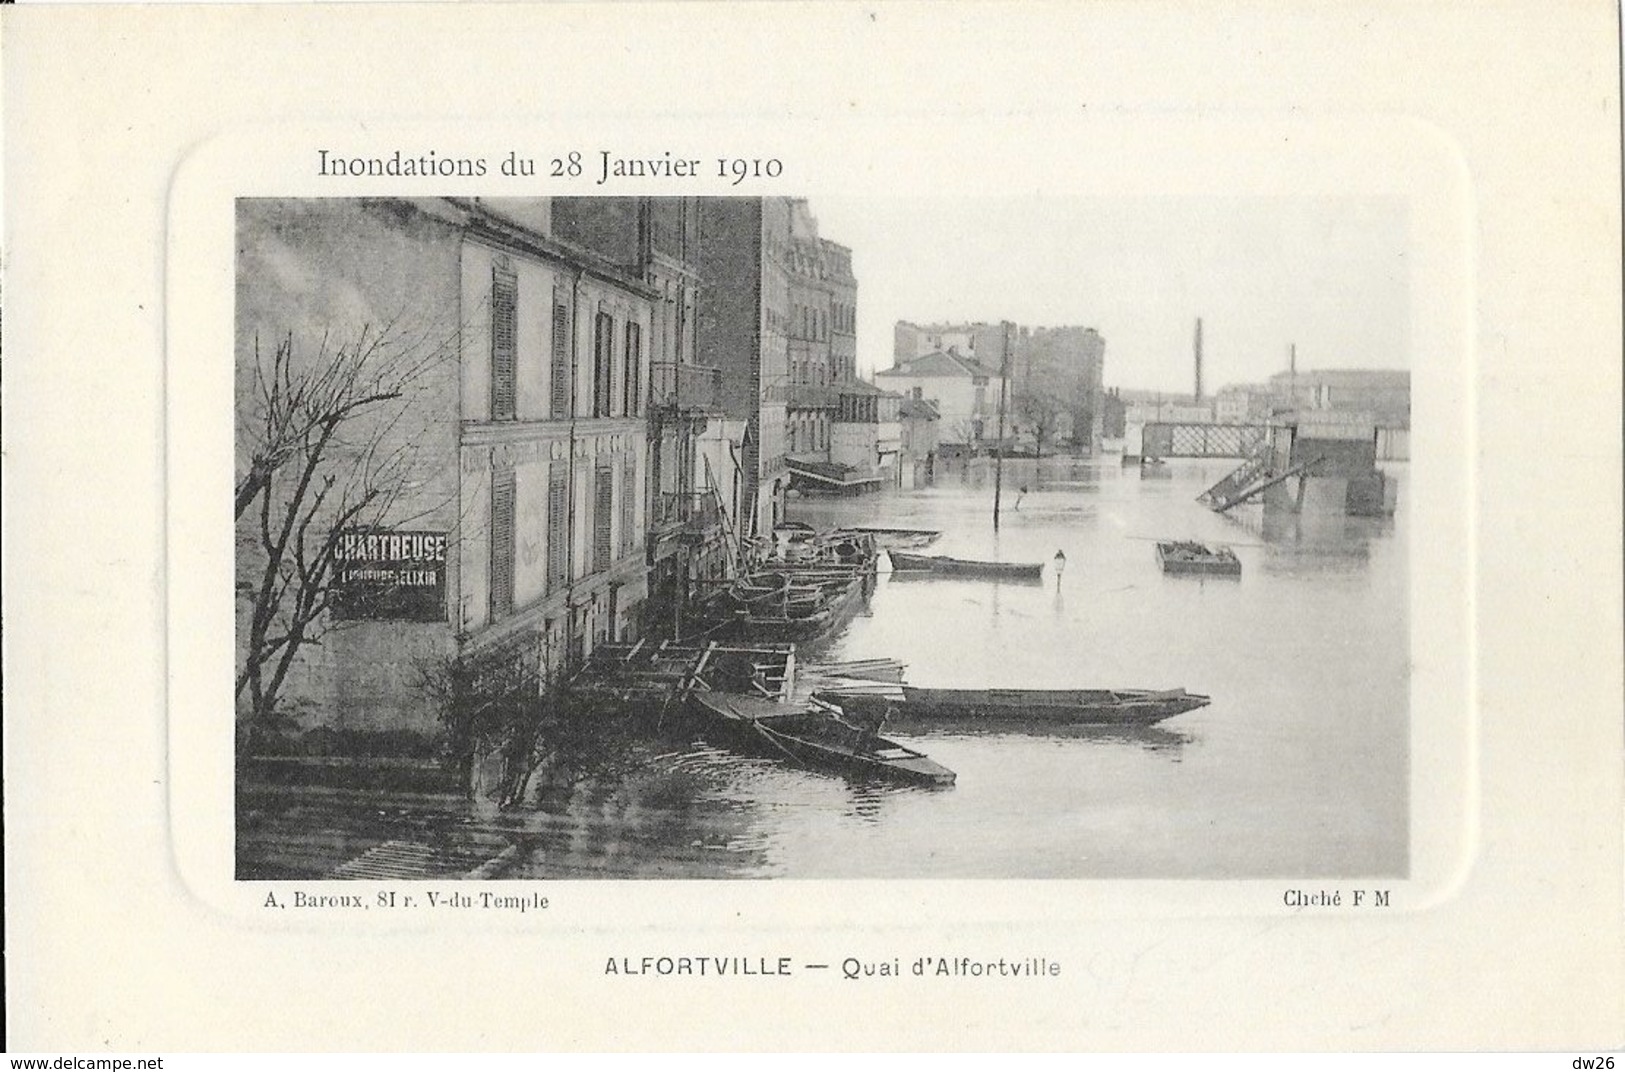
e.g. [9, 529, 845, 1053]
[489, 467, 516, 620]
[594, 313, 614, 418]
[621, 453, 637, 558]
[490, 266, 517, 421]
[624, 322, 642, 417]
[547, 464, 568, 593]
[593, 465, 614, 572]
[550, 298, 570, 419]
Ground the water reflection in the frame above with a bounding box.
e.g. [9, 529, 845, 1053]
[887, 721, 1193, 756]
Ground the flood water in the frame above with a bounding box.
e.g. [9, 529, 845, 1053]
[242, 456, 1408, 880]
[519, 455, 1409, 880]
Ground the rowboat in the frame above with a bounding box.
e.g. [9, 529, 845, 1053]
[834, 524, 942, 549]
[1155, 540, 1241, 577]
[887, 551, 1044, 581]
[706, 568, 871, 641]
[816, 686, 1212, 727]
[688, 691, 956, 787]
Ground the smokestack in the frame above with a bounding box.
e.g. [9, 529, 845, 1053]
[1194, 317, 1204, 402]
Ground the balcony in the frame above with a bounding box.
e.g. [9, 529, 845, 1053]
[649, 361, 722, 413]
[651, 491, 724, 544]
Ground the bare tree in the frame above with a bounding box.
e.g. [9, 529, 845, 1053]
[235, 320, 453, 745]
[1013, 368, 1066, 460]
[416, 645, 655, 807]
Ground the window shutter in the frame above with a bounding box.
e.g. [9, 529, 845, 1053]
[621, 453, 637, 558]
[550, 299, 570, 419]
[624, 322, 642, 417]
[490, 267, 517, 421]
[489, 467, 516, 620]
[593, 465, 614, 572]
[546, 464, 568, 594]
[594, 312, 614, 418]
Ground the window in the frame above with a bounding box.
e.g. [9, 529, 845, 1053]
[593, 312, 614, 418]
[546, 464, 568, 594]
[550, 298, 571, 419]
[489, 466, 516, 620]
[624, 321, 642, 417]
[593, 465, 614, 572]
[490, 265, 517, 421]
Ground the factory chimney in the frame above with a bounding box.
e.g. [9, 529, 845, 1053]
[1194, 317, 1204, 402]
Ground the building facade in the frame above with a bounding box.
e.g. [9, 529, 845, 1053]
[874, 349, 1006, 449]
[236, 197, 653, 754]
[1266, 368, 1411, 429]
[551, 197, 735, 635]
[898, 397, 941, 488]
[694, 197, 793, 536]
[894, 320, 1009, 366]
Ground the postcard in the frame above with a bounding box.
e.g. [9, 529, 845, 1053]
[4, 1, 1620, 1053]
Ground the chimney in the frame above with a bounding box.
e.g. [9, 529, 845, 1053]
[1194, 317, 1204, 402]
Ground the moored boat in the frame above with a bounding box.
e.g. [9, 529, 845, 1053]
[816, 685, 1212, 727]
[834, 524, 942, 549]
[1155, 540, 1241, 577]
[688, 691, 956, 787]
[887, 551, 1044, 581]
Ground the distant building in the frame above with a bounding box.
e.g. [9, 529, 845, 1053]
[1014, 325, 1107, 450]
[894, 320, 1008, 365]
[1213, 384, 1279, 424]
[898, 397, 940, 488]
[875, 349, 1007, 448]
[831, 380, 902, 487]
[896, 321, 1106, 450]
[782, 201, 858, 469]
[1267, 368, 1410, 428]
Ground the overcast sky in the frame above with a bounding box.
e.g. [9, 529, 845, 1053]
[812, 195, 1410, 394]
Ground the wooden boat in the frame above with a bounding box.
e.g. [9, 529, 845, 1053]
[834, 525, 942, 549]
[569, 640, 797, 708]
[1155, 540, 1242, 577]
[816, 686, 1212, 727]
[887, 551, 1044, 581]
[688, 691, 956, 787]
[724, 571, 870, 640]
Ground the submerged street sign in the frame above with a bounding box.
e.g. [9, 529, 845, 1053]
[331, 530, 447, 622]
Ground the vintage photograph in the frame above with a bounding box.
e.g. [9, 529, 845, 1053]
[235, 194, 1410, 881]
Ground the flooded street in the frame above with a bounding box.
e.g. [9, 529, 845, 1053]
[241, 457, 1408, 880]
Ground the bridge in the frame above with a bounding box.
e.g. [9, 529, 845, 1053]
[1138, 421, 1270, 460]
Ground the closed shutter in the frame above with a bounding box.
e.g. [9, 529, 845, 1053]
[593, 465, 614, 572]
[490, 266, 517, 421]
[489, 467, 516, 620]
[594, 312, 614, 418]
[547, 465, 568, 593]
[550, 298, 570, 419]
[624, 322, 642, 417]
[621, 453, 637, 558]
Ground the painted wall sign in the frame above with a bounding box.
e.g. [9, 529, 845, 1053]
[331, 530, 448, 622]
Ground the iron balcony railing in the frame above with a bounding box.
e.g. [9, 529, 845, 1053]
[649, 361, 722, 412]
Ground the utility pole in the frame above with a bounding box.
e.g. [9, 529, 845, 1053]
[993, 320, 1012, 531]
[1289, 341, 1297, 410]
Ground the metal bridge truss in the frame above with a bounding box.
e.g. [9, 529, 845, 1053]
[1142, 422, 1268, 460]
